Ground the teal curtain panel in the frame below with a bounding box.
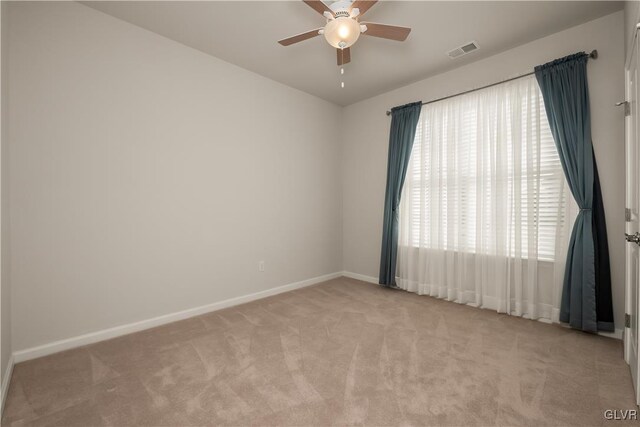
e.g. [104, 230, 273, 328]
[535, 52, 614, 332]
[379, 101, 422, 286]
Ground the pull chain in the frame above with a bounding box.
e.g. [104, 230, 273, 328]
[340, 48, 344, 89]
[340, 49, 345, 88]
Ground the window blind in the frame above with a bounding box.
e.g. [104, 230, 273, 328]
[401, 76, 566, 261]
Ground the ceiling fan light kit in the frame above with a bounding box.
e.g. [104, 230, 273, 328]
[278, 0, 411, 69]
[324, 16, 361, 48]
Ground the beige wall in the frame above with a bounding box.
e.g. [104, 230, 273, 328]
[1, 0, 10, 388]
[341, 11, 626, 332]
[7, 1, 343, 352]
[626, 1, 640, 61]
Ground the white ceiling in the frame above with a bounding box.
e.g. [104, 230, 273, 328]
[83, 1, 623, 106]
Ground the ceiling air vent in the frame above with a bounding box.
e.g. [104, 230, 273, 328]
[447, 41, 479, 59]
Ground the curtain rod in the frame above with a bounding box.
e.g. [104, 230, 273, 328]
[385, 50, 598, 116]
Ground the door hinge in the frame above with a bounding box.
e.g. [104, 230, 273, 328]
[617, 101, 631, 116]
[625, 313, 631, 328]
[626, 207, 632, 222]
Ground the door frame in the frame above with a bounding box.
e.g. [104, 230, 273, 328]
[624, 22, 640, 407]
[625, 32, 633, 367]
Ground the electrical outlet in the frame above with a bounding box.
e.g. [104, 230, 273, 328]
[258, 261, 265, 272]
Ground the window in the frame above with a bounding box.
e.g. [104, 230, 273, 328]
[399, 75, 567, 261]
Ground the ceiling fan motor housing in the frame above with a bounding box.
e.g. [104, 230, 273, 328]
[329, 0, 355, 14]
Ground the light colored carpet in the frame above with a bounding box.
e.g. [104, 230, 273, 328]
[1, 277, 637, 426]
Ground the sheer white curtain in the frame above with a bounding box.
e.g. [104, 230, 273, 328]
[397, 75, 577, 322]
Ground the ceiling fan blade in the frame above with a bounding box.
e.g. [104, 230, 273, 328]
[350, 0, 378, 16]
[303, 0, 334, 17]
[278, 28, 322, 46]
[361, 22, 411, 41]
[337, 47, 351, 66]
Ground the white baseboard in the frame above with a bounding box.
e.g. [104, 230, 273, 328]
[1, 355, 14, 417]
[343, 271, 624, 341]
[13, 272, 343, 363]
[597, 328, 624, 340]
[341, 271, 378, 284]
[11, 270, 624, 365]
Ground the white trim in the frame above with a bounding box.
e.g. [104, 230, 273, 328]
[341, 271, 378, 284]
[10, 270, 624, 365]
[556, 322, 623, 340]
[1, 355, 14, 417]
[625, 12, 640, 69]
[13, 272, 342, 363]
[598, 328, 624, 340]
[346, 271, 625, 340]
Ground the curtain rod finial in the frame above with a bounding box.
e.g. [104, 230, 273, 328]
[590, 50, 598, 59]
[386, 110, 391, 116]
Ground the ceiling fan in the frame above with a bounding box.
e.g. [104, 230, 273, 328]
[278, 0, 411, 66]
